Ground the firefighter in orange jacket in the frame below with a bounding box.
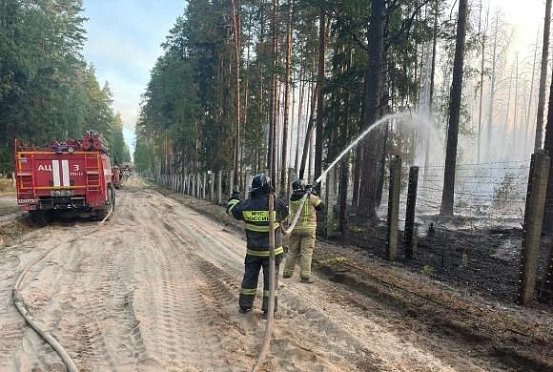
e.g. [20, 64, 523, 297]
[227, 174, 289, 314]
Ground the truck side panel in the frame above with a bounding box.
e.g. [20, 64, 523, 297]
[16, 151, 111, 211]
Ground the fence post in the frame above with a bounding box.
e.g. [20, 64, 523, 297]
[518, 150, 550, 306]
[202, 173, 207, 200]
[209, 172, 215, 202]
[404, 166, 419, 259]
[197, 173, 201, 198]
[182, 174, 188, 195]
[188, 175, 192, 196]
[324, 167, 337, 238]
[386, 156, 401, 261]
[229, 170, 234, 199]
[217, 170, 223, 205]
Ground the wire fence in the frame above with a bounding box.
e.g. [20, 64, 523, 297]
[145, 157, 553, 305]
[335, 157, 553, 305]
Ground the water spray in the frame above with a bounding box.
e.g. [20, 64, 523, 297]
[283, 111, 421, 235]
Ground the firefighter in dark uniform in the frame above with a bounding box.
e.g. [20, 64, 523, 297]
[227, 174, 289, 314]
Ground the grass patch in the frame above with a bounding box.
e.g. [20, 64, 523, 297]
[0, 178, 14, 193]
[316, 255, 349, 267]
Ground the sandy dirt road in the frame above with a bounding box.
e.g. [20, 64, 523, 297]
[0, 180, 549, 371]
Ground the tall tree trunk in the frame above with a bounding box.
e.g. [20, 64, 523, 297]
[267, 0, 279, 177]
[295, 57, 305, 171]
[440, 0, 468, 216]
[504, 67, 513, 142]
[543, 64, 553, 232]
[424, 0, 439, 184]
[294, 50, 307, 174]
[230, 0, 242, 186]
[513, 55, 519, 155]
[535, 0, 552, 151]
[339, 48, 352, 234]
[352, 146, 363, 207]
[242, 12, 252, 171]
[314, 9, 326, 183]
[280, 0, 293, 192]
[270, 0, 280, 182]
[477, 3, 487, 163]
[358, 0, 385, 222]
[487, 12, 499, 155]
[526, 31, 540, 151]
[299, 74, 318, 179]
[289, 76, 296, 174]
[429, 0, 438, 111]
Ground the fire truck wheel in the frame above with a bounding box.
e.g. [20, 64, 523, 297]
[29, 211, 51, 224]
[110, 185, 116, 207]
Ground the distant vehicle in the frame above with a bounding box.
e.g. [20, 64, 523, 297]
[112, 166, 121, 189]
[120, 162, 132, 181]
[14, 131, 115, 222]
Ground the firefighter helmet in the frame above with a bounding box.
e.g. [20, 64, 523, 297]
[251, 173, 271, 192]
[292, 179, 306, 191]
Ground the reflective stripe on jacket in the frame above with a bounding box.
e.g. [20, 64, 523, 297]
[289, 191, 324, 230]
[227, 191, 289, 255]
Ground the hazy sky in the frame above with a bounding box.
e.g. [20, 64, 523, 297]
[483, 0, 542, 51]
[82, 0, 185, 152]
[82, 0, 543, 154]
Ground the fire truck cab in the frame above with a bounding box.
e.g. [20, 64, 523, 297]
[15, 133, 115, 221]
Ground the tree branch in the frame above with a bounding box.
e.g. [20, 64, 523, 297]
[386, 0, 434, 47]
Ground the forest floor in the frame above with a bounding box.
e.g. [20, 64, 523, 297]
[343, 218, 552, 304]
[0, 178, 551, 371]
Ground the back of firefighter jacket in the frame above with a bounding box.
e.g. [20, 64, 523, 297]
[227, 192, 288, 256]
[289, 191, 324, 230]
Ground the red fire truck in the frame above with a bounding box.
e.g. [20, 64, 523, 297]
[15, 132, 115, 222]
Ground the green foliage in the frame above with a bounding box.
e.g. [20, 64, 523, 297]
[0, 0, 129, 174]
[134, 0, 473, 183]
[110, 113, 131, 164]
[422, 264, 434, 276]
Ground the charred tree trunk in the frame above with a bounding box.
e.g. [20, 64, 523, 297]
[535, 0, 552, 151]
[440, 0, 468, 217]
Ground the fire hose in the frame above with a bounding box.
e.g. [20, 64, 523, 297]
[12, 207, 113, 372]
[251, 187, 312, 371]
